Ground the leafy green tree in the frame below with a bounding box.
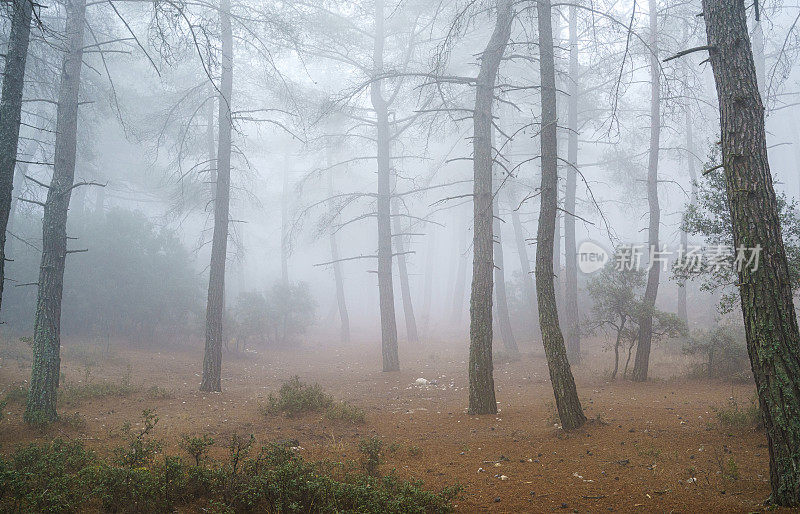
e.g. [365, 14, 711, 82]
[232, 281, 315, 349]
[587, 255, 686, 379]
[678, 147, 800, 312]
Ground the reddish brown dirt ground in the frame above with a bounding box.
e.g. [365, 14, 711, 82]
[0, 337, 787, 513]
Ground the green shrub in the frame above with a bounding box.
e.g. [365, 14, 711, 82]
[59, 368, 136, 407]
[0, 435, 459, 513]
[714, 397, 762, 429]
[263, 376, 365, 423]
[113, 409, 161, 468]
[180, 434, 214, 466]
[358, 436, 384, 477]
[0, 438, 96, 513]
[4, 385, 28, 404]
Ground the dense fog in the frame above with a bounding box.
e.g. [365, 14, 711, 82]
[2, 0, 800, 510]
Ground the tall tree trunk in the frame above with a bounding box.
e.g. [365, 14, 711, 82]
[564, 3, 580, 364]
[280, 156, 289, 285]
[632, 0, 661, 382]
[493, 194, 518, 355]
[678, 106, 697, 324]
[509, 194, 540, 340]
[421, 228, 435, 337]
[371, 0, 399, 371]
[24, 0, 85, 423]
[200, 0, 233, 392]
[703, 0, 800, 505]
[468, 0, 512, 415]
[392, 203, 419, 342]
[451, 221, 468, 324]
[536, 0, 585, 430]
[0, 0, 34, 314]
[327, 150, 350, 344]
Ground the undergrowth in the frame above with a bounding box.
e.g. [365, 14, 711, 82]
[714, 397, 762, 430]
[0, 410, 459, 513]
[262, 376, 365, 423]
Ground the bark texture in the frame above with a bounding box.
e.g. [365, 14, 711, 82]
[200, 0, 233, 392]
[564, 3, 580, 364]
[468, 0, 512, 415]
[703, 0, 800, 505]
[632, 0, 661, 382]
[371, 0, 399, 371]
[536, 0, 585, 430]
[25, 0, 85, 423]
[0, 0, 34, 314]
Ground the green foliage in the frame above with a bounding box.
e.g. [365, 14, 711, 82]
[0, 399, 6, 422]
[683, 323, 750, 380]
[59, 367, 136, 406]
[3, 208, 202, 341]
[262, 376, 365, 423]
[0, 435, 459, 513]
[4, 385, 27, 404]
[113, 409, 162, 468]
[714, 397, 762, 430]
[180, 435, 214, 466]
[232, 281, 317, 348]
[358, 436, 384, 477]
[678, 152, 800, 313]
[0, 438, 96, 512]
[587, 255, 687, 377]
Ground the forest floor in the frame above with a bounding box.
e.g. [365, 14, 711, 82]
[0, 335, 785, 513]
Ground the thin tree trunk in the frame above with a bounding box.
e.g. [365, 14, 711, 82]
[280, 155, 289, 285]
[678, 105, 697, 324]
[509, 196, 540, 340]
[421, 228, 435, 337]
[371, 0, 399, 371]
[632, 0, 661, 382]
[703, 0, 800, 505]
[493, 193, 518, 355]
[451, 222, 468, 324]
[24, 0, 85, 423]
[0, 0, 34, 314]
[392, 203, 419, 342]
[468, 0, 512, 415]
[564, 3, 580, 364]
[536, 0, 585, 430]
[206, 87, 216, 207]
[200, 0, 233, 392]
[612, 320, 624, 380]
[327, 150, 350, 344]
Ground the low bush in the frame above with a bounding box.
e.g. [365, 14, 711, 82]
[262, 376, 365, 423]
[714, 397, 762, 429]
[0, 416, 459, 513]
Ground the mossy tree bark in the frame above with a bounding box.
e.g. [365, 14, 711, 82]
[564, 2, 580, 364]
[536, 0, 585, 430]
[468, 0, 512, 415]
[201, 0, 233, 392]
[632, 0, 661, 382]
[25, 0, 85, 424]
[0, 0, 34, 314]
[702, 0, 800, 505]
